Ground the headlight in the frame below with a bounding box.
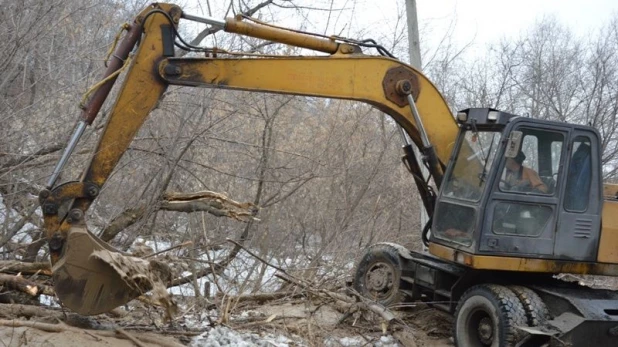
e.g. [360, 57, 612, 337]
[457, 112, 468, 122]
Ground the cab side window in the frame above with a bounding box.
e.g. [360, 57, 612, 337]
[499, 129, 563, 195]
[564, 136, 592, 212]
[492, 128, 564, 237]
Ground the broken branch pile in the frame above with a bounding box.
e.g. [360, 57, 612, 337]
[222, 238, 421, 346]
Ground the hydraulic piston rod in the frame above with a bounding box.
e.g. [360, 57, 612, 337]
[181, 12, 356, 54]
[46, 121, 87, 188]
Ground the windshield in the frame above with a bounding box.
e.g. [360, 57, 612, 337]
[442, 131, 502, 202]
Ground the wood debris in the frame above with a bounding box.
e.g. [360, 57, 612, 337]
[0, 273, 54, 297]
[0, 260, 52, 276]
[162, 190, 258, 221]
[91, 250, 178, 320]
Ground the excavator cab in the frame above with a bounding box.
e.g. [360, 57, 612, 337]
[431, 108, 603, 262]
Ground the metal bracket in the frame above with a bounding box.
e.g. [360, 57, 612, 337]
[382, 66, 420, 107]
[39, 181, 99, 217]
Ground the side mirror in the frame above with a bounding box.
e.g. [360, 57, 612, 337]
[505, 131, 522, 158]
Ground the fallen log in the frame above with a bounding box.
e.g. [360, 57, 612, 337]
[0, 273, 54, 296]
[0, 260, 51, 276]
[218, 291, 304, 304]
[0, 303, 64, 320]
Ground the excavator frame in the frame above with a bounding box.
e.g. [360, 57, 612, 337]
[39, 3, 618, 345]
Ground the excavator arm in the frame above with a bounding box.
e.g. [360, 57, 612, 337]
[159, 56, 455, 157]
[39, 3, 458, 314]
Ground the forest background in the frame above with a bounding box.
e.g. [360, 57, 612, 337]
[1, 0, 618, 323]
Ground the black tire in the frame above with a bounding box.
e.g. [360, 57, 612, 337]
[352, 243, 406, 306]
[508, 285, 550, 327]
[454, 284, 527, 347]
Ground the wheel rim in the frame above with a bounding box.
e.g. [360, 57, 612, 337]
[364, 262, 396, 301]
[467, 308, 495, 346]
[477, 316, 494, 345]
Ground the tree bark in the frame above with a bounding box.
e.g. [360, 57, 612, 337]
[0, 303, 64, 320]
[0, 274, 54, 296]
[0, 260, 51, 276]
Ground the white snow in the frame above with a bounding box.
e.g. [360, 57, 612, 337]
[324, 335, 399, 347]
[191, 326, 297, 347]
[191, 330, 400, 347]
[167, 248, 282, 297]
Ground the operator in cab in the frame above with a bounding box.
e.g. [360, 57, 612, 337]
[504, 151, 548, 193]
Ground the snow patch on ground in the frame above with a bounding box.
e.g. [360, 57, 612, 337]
[39, 294, 61, 307]
[191, 326, 297, 347]
[167, 248, 282, 298]
[191, 326, 400, 347]
[324, 335, 399, 347]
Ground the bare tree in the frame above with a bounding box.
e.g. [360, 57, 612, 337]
[430, 16, 618, 179]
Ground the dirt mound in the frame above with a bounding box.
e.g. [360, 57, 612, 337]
[0, 325, 181, 347]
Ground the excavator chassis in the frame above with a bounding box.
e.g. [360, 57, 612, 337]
[353, 243, 618, 346]
[521, 285, 618, 347]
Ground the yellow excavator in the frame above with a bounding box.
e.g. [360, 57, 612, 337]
[39, 3, 618, 346]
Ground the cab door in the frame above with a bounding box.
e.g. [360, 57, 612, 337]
[554, 130, 602, 261]
[480, 124, 568, 257]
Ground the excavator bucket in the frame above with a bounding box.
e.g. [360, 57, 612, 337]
[51, 225, 149, 315]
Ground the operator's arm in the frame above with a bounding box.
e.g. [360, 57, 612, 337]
[522, 167, 548, 193]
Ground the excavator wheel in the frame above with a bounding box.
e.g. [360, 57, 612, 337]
[352, 244, 406, 306]
[454, 284, 527, 347]
[508, 285, 550, 327]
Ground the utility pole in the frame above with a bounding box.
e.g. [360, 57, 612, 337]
[406, 0, 422, 69]
[405, 0, 429, 242]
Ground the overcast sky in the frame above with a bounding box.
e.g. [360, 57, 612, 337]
[186, 0, 618, 60]
[417, 0, 618, 47]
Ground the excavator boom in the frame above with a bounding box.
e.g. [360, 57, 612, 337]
[39, 3, 456, 314]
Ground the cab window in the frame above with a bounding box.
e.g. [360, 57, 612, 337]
[442, 131, 502, 202]
[435, 130, 501, 246]
[499, 128, 563, 195]
[564, 136, 592, 212]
